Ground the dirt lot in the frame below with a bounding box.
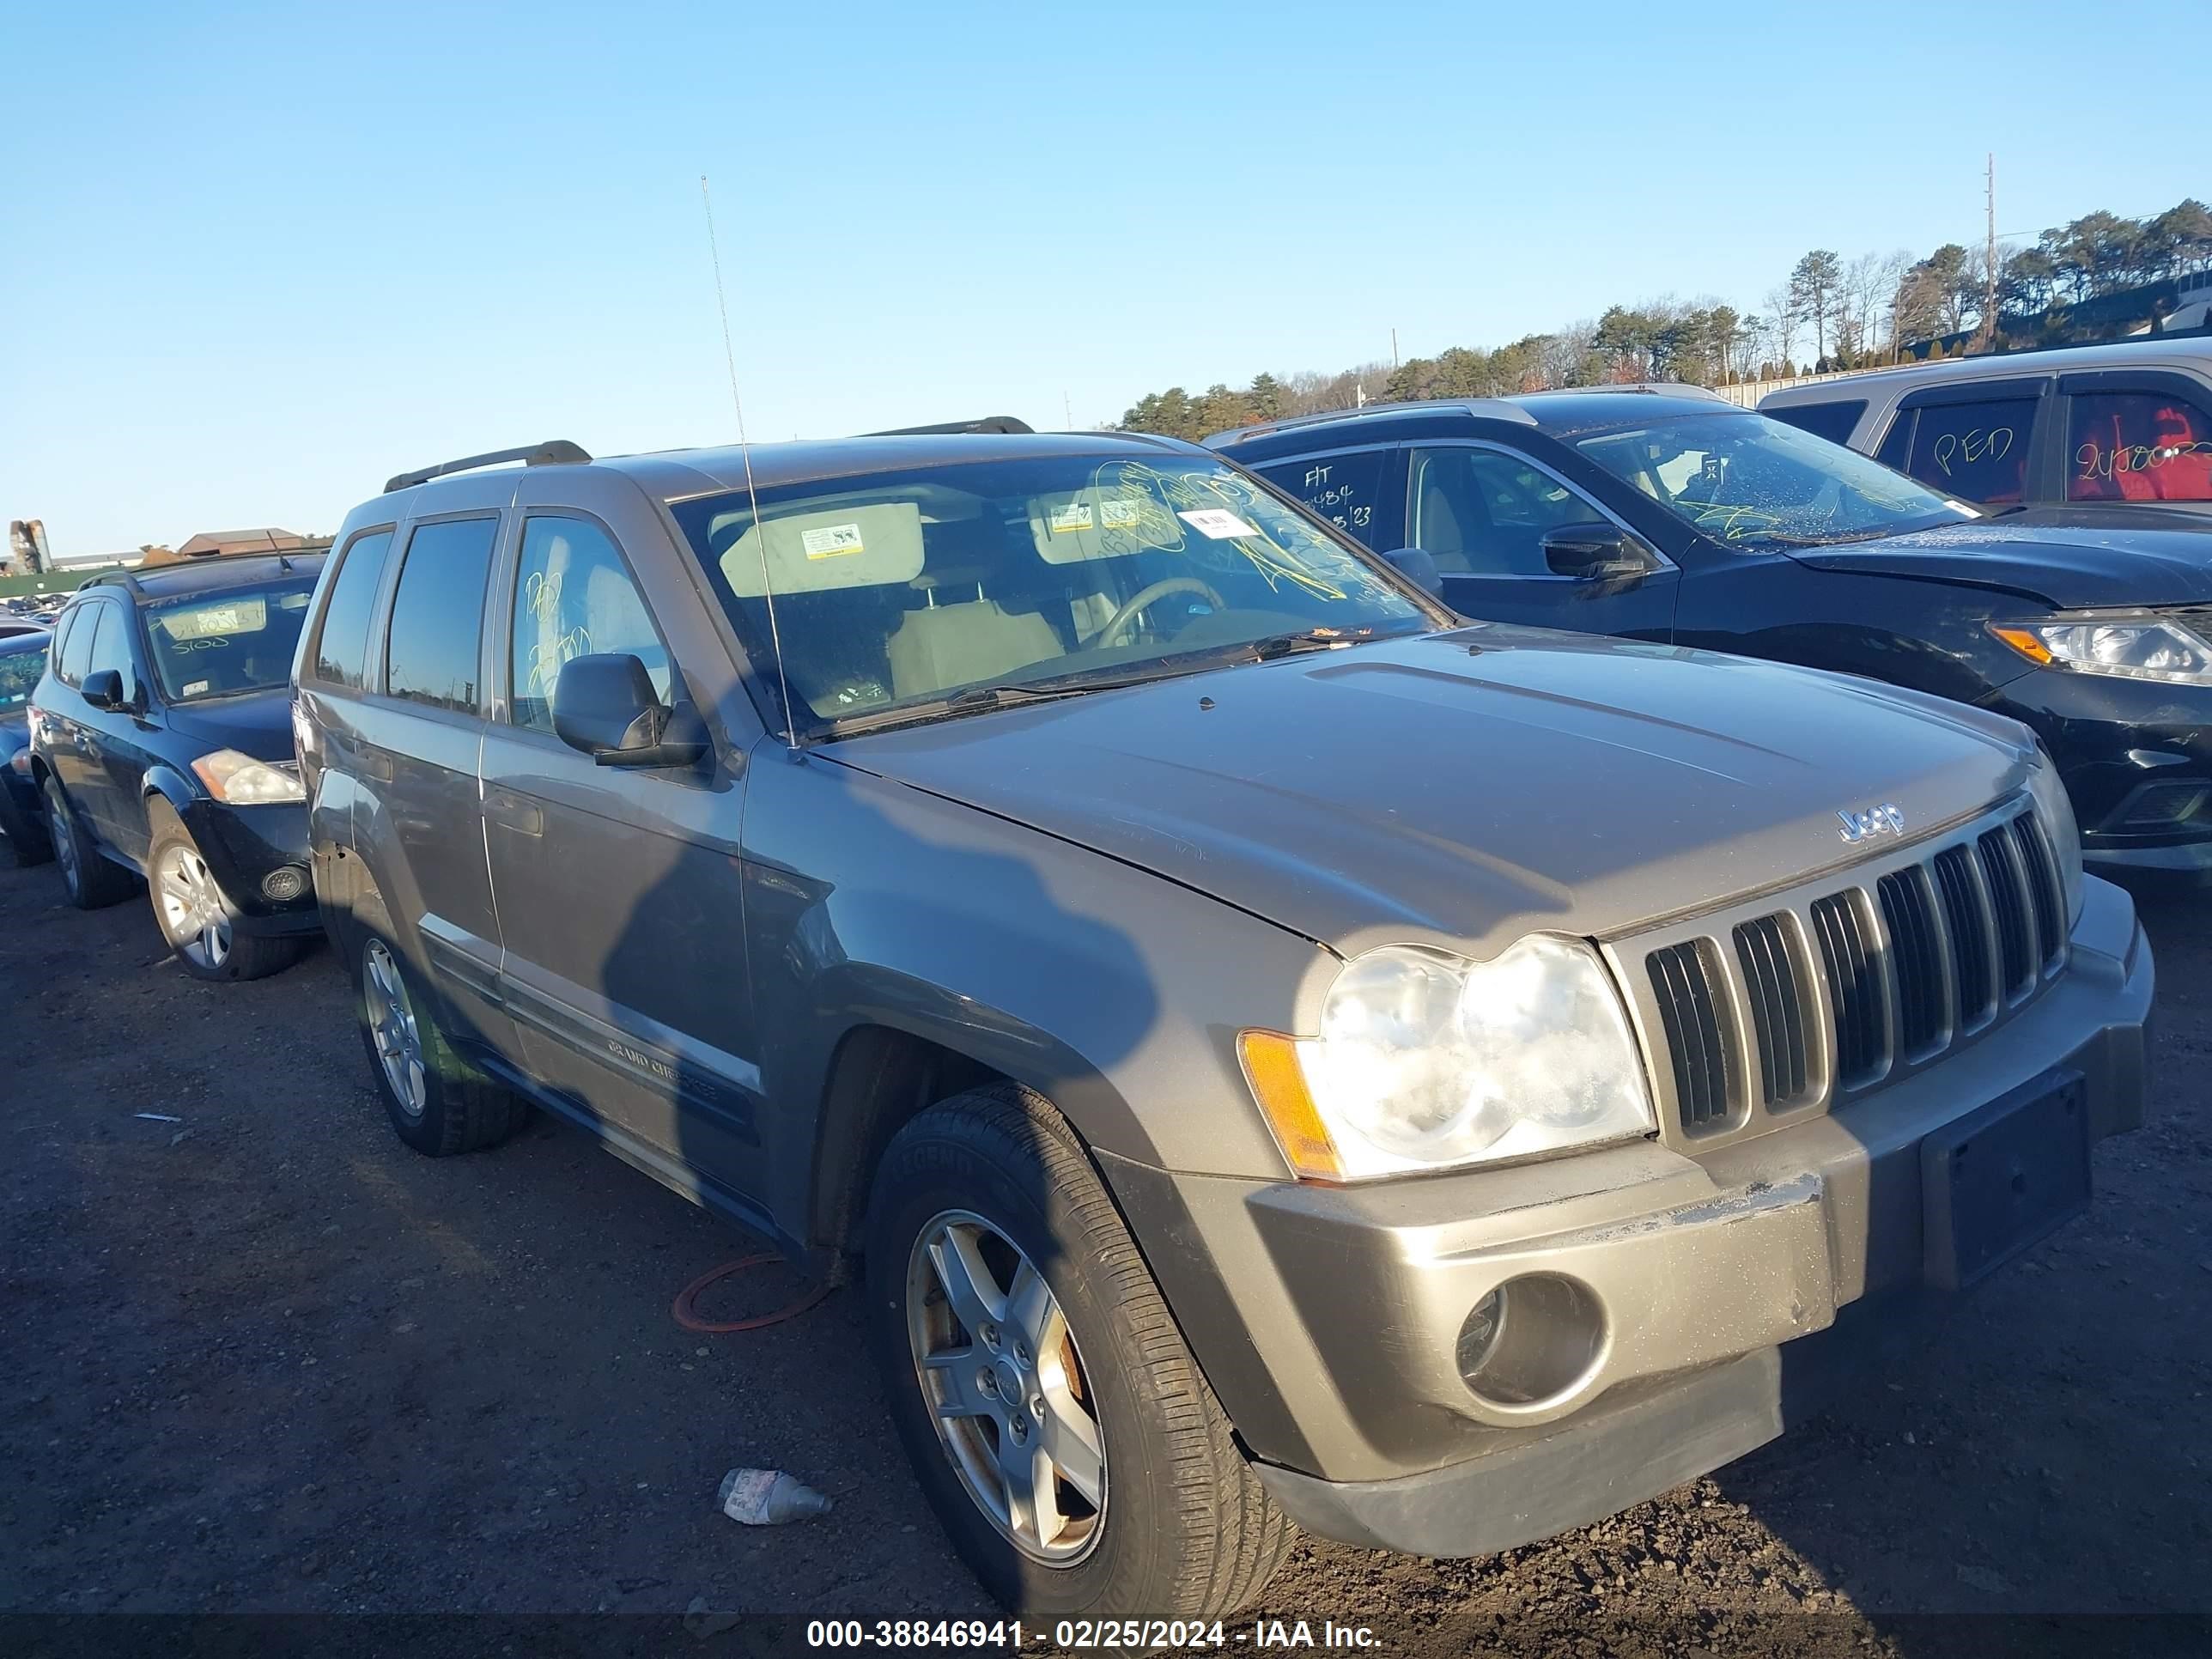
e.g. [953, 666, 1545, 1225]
[2, 855, 2209, 1657]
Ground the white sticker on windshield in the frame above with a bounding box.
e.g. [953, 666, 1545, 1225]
[1100, 497, 1145, 529]
[1176, 508, 1259, 540]
[1048, 502, 1095, 535]
[184, 679, 210, 697]
[800, 523, 866, 560]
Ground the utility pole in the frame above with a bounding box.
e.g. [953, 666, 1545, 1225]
[1391, 327, 1400, 368]
[1063, 390, 1074, 429]
[1982, 153, 1999, 349]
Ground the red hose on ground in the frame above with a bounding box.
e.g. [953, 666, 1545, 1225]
[672, 1254, 833, 1333]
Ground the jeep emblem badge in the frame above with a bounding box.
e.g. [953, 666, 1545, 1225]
[1838, 802, 1906, 843]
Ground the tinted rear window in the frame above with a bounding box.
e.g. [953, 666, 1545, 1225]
[312, 530, 394, 689]
[2068, 390, 2212, 502]
[1902, 396, 2037, 503]
[384, 518, 497, 713]
[1763, 398, 1867, 447]
[1252, 450, 1386, 544]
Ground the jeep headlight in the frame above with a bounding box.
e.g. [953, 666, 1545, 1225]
[2027, 754, 2084, 927]
[1240, 936, 1656, 1181]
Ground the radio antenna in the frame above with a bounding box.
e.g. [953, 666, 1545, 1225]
[700, 173, 799, 752]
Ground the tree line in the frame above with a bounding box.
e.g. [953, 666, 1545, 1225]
[1117, 198, 2212, 442]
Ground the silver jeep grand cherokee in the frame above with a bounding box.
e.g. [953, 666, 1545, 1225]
[296, 429, 2151, 1624]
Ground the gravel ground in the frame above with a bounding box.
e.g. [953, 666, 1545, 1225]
[1, 856, 2208, 1657]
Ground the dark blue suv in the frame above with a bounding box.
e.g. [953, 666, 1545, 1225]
[30, 552, 325, 979]
[1210, 389, 2212, 883]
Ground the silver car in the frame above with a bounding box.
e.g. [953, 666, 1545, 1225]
[1760, 337, 2212, 514]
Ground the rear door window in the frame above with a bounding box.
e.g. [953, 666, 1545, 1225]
[1901, 396, 2038, 503]
[384, 519, 498, 713]
[1251, 450, 1385, 543]
[507, 516, 671, 733]
[1764, 399, 1867, 447]
[57, 603, 98, 685]
[312, 529, 396, 689]
[2067, 390, 2212, 501]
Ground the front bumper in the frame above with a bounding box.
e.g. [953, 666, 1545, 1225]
[1102, 876, 2152, 1556]
[179, 798, 319, 936]
[1988, 667, 2212, 877]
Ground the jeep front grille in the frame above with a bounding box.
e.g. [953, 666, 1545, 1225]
[1646, 939, 1733, 1132]
[1621, 803, 2068, 1148]
[1731, 914, 1807, 1110]
[1810, 891, 1884, 1088]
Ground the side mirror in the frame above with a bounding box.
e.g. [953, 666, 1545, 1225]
[1541, 521, 1650, 582]
[1378, 546, 1444, 598]
[552, 653, 708, 769]
[81, 667, 125, 710]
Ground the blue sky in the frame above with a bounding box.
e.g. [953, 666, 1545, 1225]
[3, 0, 2203, 557]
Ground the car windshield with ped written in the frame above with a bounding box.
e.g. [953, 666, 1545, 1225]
[667, 453, 1443, 738]
[1577, 410, 1978, 547]
[143, 580, 318, 702]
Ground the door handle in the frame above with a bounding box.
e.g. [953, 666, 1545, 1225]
[358, 748, 393, 781]
[484, 787, 544, 836]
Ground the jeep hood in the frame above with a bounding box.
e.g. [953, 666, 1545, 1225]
[1790, 517, 2212, 608]
[828, 628, 2036, 957]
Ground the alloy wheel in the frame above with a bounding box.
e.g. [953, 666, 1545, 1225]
[363, 939, 428, 1118]
[907, 1210, 1107, 1564]
[156, 843, 232, 969]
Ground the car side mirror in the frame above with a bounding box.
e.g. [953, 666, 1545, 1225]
[81, 667, 125, 710]
[1541, 522, 1650, 582]
[552, 653, 708, 769]
[1377, 546, 1444, 598]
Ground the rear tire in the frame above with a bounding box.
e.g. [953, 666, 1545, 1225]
[354, 930, 528, 1156]
[44, 777, 135, 908]
[865, 1084, 1295, 1625]
[147, 811, 301, 981]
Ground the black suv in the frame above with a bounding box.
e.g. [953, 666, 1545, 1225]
[29, 553, 324, 979]
[1210, 390, 2212, 881]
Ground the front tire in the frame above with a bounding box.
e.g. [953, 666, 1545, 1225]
[148, 814, 301, 981]
[866, 1085, 1294, 1624]
[44, 777, 134, 908]
[354, 932, 528, 1156]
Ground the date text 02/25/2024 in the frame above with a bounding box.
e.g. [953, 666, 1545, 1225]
[805, 1618, 1382, 1650]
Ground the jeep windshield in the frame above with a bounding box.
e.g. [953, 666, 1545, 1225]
[143, 579, 318, 702]
[1576, 410, 1978, 547]
[668, 453, 1440, 738]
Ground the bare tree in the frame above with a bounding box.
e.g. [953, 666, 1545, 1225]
[1764, 283, 1801, 370]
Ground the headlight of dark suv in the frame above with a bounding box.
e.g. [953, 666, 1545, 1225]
[1990, 614, 2212, 684]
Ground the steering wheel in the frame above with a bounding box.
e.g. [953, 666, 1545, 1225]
[1097, 577, 1228, 648]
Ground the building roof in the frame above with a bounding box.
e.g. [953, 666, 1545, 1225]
[167, 528, 321, 561]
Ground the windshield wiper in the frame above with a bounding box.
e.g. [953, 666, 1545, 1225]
[822, 671, 1170, 738]
[1243, 625, 1383, 661]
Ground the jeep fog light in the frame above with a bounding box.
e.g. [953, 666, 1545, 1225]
[261, 866, 307, 902]
[1455, 1273, 1607, 1408]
